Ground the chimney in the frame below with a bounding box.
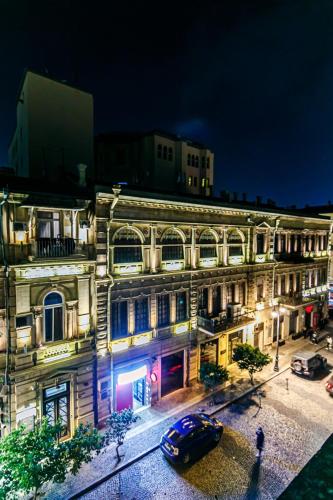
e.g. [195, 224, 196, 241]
[242, 192, 247, 202]
[77, 164, 87, 187]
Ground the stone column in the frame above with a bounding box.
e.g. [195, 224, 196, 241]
[150, 225, 157, 273]
[191, 227, 197, 269]
[33, 306, 43, 346]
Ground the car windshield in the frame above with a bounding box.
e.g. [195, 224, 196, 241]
[195, 413, 214, 425]
[165, 428, 182, 443]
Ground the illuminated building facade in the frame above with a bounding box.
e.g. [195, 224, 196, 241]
[0, 182, 330, 434]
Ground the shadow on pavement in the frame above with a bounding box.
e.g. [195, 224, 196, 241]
[245, 459, 261, 500]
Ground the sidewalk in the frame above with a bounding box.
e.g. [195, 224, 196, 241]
[47, 335, 316, 500]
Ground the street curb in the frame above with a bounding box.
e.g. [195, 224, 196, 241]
[68, 366, 290, 500]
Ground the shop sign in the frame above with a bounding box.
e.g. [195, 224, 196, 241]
[17, 265, 85, 280]
[117, 365, 147, 385]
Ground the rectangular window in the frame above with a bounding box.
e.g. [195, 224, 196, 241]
[16, 314, 33, 329]
[43, 382, 70, 438]
[157, 294, 170, 327]
[157, 144, 162, 158]
[201, 178, 205, 188]
[114, 246, 142, 264]
[135, 297, 149, 333]
[296, 273, 301, 292]
[257, 281, 264, 301]
[256, 233, 265, 254]
[111, 301, 128, 339]
[162, 245, 184, 261]
[37, 211, 60, 239]
[176, 292, 187, 322]
[280, 275, 286, 295]
[198, 287, 208, 310]
[193, 176, 197, 187]
[289, 274, 294, 293]
[188, 176, 192, 186]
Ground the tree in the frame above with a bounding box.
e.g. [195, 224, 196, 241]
[232, 343, 272, 385]
[104, 408, 139, 461]
[0, 418, 104, 500]
[199, 362, 229, 392]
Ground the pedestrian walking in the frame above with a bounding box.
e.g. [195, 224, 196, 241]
[311, 331, 318, 344]
[256, 426, 265, 458]
[326, 335, 333, 351]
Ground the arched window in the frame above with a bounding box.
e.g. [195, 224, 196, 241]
[113, 228, 142, 264]
[187, 153, 191, 166]
[199, 230, 217, 258]
[161, 229, 184, 261]
[191, 155, 195, 166]
[227, 230, 243, 257]
[195, 156, 199, 168]
[44, 292, 64, 342]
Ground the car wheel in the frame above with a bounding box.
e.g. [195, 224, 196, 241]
[293, 361, 302, 373]
[182, 452, 191, 464]
[213, 431, 222, 443]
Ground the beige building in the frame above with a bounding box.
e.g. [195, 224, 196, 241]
[0, 179, 330, 436]
[8, 70, 94, 183]
[95, 130, 214, 196]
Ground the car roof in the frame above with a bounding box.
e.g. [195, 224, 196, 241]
[291, 351, 318, 360]
[173, 414, 204, 436]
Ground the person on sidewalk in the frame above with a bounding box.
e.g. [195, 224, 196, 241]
[256, 426, 265, 459]
[326, 335, 333, 351]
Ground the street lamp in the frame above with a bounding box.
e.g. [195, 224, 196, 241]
[272, 306, 286, 371]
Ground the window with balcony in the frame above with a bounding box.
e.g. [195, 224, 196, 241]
[239, 282, 246, 306]
[280, 234, 286, 253]
[176, 292, 187, 322]
[111, 301, 128, 339]
[113, 228, 142, 264]
[280, 275, 286, 295]
[37, 211, 60, 238]
[198, 287, 208, 312]
[44, 292, 64, 342]
[161, 229, 184, 261]
[157, 294, 170, 327]
[212, 286, 221, 315]
[256, 279, 264, 301]
[289, 274, 294, 294]
[295, 273, 301, 292]
[37, 211, 76, 258]
[226, 283, 235, 303]
[199, 230, 217, 258]
[134, 297, 149, 333]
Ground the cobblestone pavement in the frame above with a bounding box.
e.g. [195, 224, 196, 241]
[79, 348, 333, 500]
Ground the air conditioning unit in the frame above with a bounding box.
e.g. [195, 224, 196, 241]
[227, 303, 242, 320]
[13, 222, 27, 232]
[80, 220, 91, 229]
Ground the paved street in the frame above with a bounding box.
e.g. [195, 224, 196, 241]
[80, 346, 333, 500]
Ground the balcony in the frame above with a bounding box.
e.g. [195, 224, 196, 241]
[197, 313, 254, 335]
[279, 286, 327, 307]
[274, 252, 314, 263]
[33, 238, 93, 260]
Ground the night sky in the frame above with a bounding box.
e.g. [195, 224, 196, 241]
[1, 0, 333, 207]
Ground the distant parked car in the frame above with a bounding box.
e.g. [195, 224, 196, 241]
[160, 413, 224, 464]
[325, 375, 333, 396]
[290, 351, 327, 378]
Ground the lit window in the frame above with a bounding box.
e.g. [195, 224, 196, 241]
[43, 382, 70, 438]
[188, 176, 192, 186]
[201, 178, 205, 188]
[44, 292, 63, 342]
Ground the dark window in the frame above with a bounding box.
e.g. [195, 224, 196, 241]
[157, 294, 170, 327]
[207, 157, 210, 169]
[191, 155, 195, 166]
[274, 277, 278, 295]
[305, 271, 309, 289]
[201, 157, 205, 168]
[198, 287, 208, 310]
[296, 273, 301, 292]
[212, 286, 221, 316]
[280, 234, 286, 253]
[195, 156, 199, 168]
[176, 292, 187, 322]
[289, 274, 294, 293]
[257, 281, 264, 301]
[157, 144, 162, 158]
[200, 231, 217, 258]
[113, 228, 142, 264]
[37, 211, 60, 239]
[226, 283, 235, 303]
[239, 282, 246, 306]
[162, 230, 184, 261]
[193, 177, 197, 187]
[187, 154, 191, 166]
[111, 301, 128, 339]
[43, 383, 70, 437]
[100, 381, 110, 401]
[135, 297, 149, 333]
[163, 146, 167, 159]
[280, 275, 286, 295]
[229, 245, 243, 257]
[16, 314, 33, 329]
[115, 147, 126, 165]
[257, 233, 265, 254]
[168, 147, 173, 161]
[44, 292, 63, 342]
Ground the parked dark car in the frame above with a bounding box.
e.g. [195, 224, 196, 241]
[325, 375, 333, 396]
[160, 413, 223, 464]
[290, 351, 327, 378]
